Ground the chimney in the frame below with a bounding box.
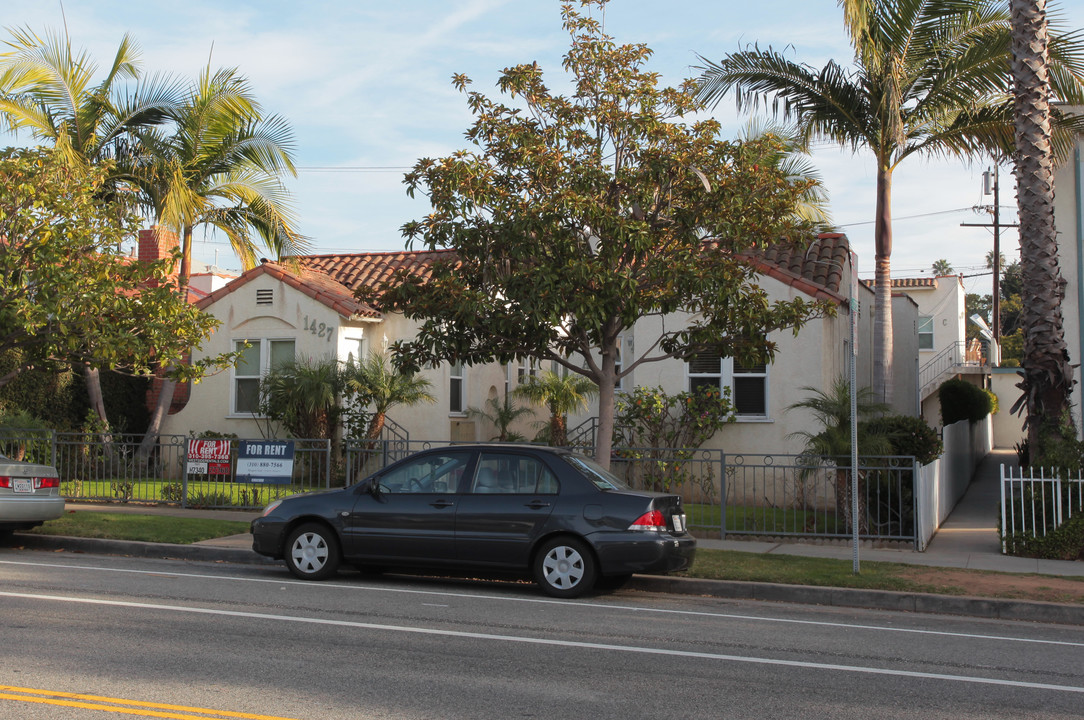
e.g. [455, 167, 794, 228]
[138, 226, 180, 273]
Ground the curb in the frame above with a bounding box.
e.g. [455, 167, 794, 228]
[628, 575, 1084, 626]
[12, 533, 278, 567]
[13, 534, 1084, 626]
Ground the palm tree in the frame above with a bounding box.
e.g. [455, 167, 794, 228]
[0, 27, 180, 432]
[258, 356, 346, 441]
[696, 0, 1084, 407]
[931, 259, 954, 276]
[514, 370, 598, 447]
[738, 120, 833, 230]
[467, 394, 535, 441]
[342, 352, 436, 441]
[1009, 0, 1077, 454]
[787, 376, 891, 533]
[132, 63, 308, 458]
[130, 63, 307, 286]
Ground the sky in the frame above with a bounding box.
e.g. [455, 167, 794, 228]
[4, 0, 1082, 301]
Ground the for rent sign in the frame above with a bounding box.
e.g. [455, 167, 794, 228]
[187, 439, 232, 476]
[236, 440, 295, 484]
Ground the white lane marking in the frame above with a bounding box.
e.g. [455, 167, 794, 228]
[2, 558, 1082, 648]
[2, 589, 1082, 695]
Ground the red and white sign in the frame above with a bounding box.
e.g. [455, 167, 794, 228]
[188, 439, 231, 461]
[187, 439, 232, 476]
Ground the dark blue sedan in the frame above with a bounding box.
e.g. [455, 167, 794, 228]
[251, 444, 695, 597]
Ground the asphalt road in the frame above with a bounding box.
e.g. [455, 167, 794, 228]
[1, 550, 1083, 720]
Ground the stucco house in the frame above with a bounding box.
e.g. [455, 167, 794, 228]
[882, 274, 987, 430]
[158, 233, 924, 456]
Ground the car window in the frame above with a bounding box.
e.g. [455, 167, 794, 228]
[378, 452, 470, 494]
[562, 455, 629, 491]
[471, 453, 559, 495]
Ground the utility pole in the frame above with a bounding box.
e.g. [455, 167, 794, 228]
[961, 162, 1018, 366]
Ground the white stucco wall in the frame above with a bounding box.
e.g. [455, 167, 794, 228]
[1054, 109, 1083, 437]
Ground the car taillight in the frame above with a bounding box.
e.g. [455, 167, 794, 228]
[0, 476, 59, 488]
[629, 510, 666, 532]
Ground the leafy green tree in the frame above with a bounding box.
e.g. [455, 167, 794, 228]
[467, 394, 535, 442]
[697, 0, 1084, 406]
[514, 371, 599, 447]
[373, 2, 829, 467]
[343, 352, 436, 441]
[0, 26, 181, 428]
[0, 148, 230, 390]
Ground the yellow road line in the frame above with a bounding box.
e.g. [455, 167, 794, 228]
[0, 685, 300, 720]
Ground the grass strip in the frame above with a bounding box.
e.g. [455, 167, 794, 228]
[27, 511, 250, 545]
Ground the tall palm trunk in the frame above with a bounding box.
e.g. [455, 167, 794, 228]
[1010, 0, 1075, 452]
[873, 163, 894, 406]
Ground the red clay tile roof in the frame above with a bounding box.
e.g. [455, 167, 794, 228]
[195, 261, 379, 319]
[737, 232, 852, 304]
[860, 276, 939, 290]
[296, 249, 457, 293]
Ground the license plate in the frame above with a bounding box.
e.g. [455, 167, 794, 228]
[672, 514, 686, 533]
[13, 478, 32, 494]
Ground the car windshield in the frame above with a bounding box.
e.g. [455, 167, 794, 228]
[563, 455, 629, 491]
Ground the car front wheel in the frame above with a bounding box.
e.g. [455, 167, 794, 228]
[534, 537, 596, 598]
[285, 523, 340, 580]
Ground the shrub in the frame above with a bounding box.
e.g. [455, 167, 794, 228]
[938, 378, 991, 425]
[862, 415, 943, 465]
[1001, 513, 1084, 560]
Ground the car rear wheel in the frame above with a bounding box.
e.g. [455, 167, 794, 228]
[534, 537, 596, 598]
[285, 523, 340, 580]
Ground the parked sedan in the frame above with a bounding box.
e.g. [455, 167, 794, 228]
[0, 454, 64, 535]
[252, 444, 695, 597]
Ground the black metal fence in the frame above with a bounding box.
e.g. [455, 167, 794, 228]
[2, 429, 918, 545]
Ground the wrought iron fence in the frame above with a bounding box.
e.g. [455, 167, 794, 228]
[3, 428, 919, 544]
[1001, 465, 1084, 554]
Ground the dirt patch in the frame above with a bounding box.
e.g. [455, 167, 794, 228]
[896, 566, 1084, 605]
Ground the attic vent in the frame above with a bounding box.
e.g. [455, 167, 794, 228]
[256, 289, 274, 306]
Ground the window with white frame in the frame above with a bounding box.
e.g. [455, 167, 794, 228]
[917, 316, 934, 350]
[686, 352, 769, 418]
[449, 361, 465, 415]
[613, 337, 624, 390]
[233, 338, 296, 414]
[516, 358, 540, 385]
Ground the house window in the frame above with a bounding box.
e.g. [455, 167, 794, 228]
[517, 358, 540, 385]
[449, 361, 465, 415]
[918, 316, 934, 350]
[732, 359, 767, 416]
[233, 338, 295, 414]
[686, 352, 769, 418]
[613, 337, 624, 390]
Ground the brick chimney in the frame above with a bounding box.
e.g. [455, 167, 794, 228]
[138, 226, 179, 275]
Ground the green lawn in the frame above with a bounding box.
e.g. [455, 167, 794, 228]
[59, 478, 325, 508]
[686, 502, 842, 535]
[28, 512, 250, 544]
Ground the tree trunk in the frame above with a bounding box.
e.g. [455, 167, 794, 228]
[84, 366, 113, 441]
[594, 353, 617, 470]
[872, 163, 894, 407]
[138, 377, 176, 463]
[1010, 0, 1075, 453]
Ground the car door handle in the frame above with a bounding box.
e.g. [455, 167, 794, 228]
[429, 499, 455, 509]
[525, 500, 551, 510]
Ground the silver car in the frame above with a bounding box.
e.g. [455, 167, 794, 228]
[0, 453, 63, 536]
